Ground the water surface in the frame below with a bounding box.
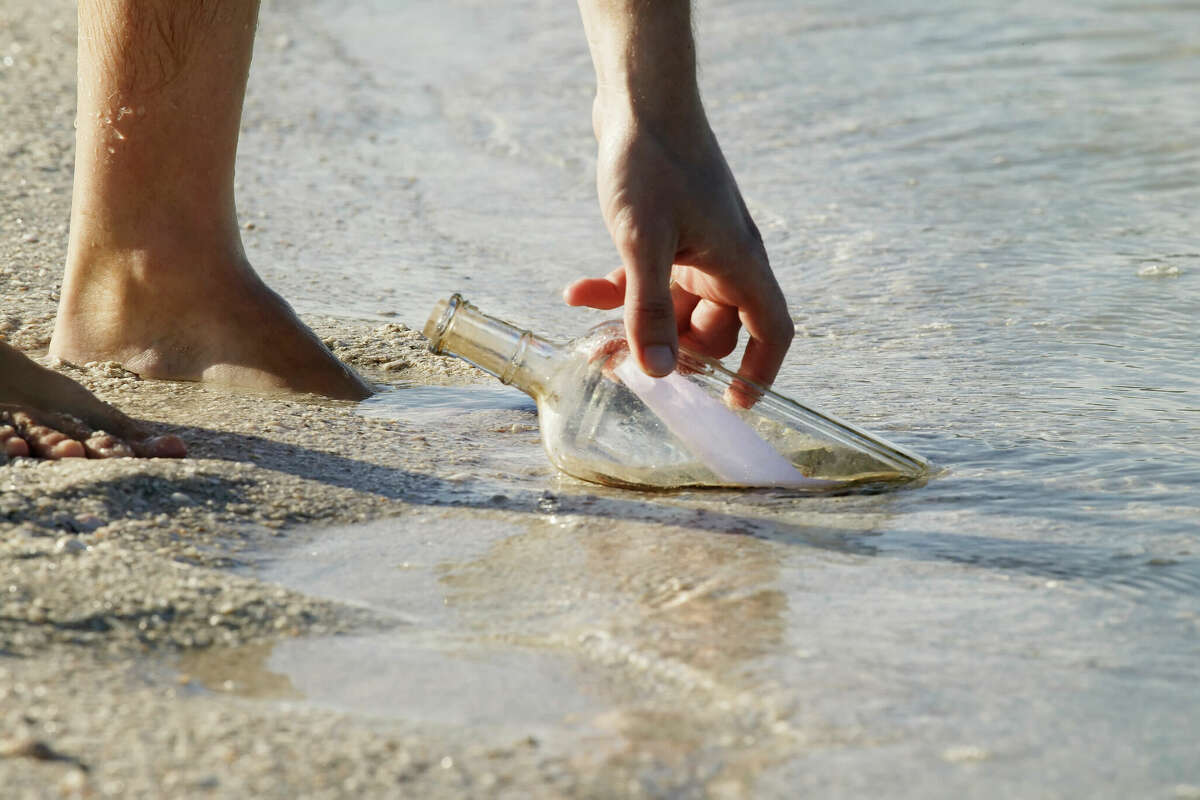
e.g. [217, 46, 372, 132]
[226, 1, 1200, 796]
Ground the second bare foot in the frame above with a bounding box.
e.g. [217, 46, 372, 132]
[0, 342, 186, 460]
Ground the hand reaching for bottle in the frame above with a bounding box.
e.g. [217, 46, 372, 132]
[563, 107, 794, 391]
[569, 0, 793, 393]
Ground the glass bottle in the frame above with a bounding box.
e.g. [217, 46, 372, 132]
[424, 293, 928, 491]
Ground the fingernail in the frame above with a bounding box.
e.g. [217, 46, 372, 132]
[642, 345, 676, 376]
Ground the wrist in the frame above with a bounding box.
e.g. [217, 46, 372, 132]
[580, 0, 705, 137]
[593, 80, 705, 139]
[592, 91, 708, 153]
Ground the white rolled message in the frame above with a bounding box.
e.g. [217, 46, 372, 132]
[614, 359, 832, 488]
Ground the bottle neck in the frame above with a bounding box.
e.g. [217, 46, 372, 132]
[424, 294, 563, 398]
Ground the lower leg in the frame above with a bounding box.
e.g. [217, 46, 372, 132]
[50, 0, 370, 399]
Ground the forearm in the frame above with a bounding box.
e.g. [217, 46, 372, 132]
[577, 0, 705, 132]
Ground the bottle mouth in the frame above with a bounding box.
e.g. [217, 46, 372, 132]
[424, 292, 464, 354]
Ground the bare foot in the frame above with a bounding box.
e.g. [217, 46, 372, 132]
[0, 342, 186, 460]
[52, 0, 372, 402]
[50, 247, 373, 401]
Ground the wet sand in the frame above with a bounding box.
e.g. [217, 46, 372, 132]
[1, 4, 803, 796]
[0, 338, 804, 796]
[0, 3, 618, 796]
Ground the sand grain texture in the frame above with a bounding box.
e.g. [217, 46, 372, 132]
[0, 4, 616, 797]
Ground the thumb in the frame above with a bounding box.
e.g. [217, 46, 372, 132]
[618, 228, 678, 377]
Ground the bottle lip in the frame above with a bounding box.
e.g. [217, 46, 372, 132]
[426, 292, 464, 354]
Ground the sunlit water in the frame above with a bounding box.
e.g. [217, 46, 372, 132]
[223, 1, 1200, 796]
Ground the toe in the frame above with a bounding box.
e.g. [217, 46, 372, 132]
[1, 424, 30, 458]
[11, 414, 88, 460]
[50, 439, 88, 459]
[29, 427, 87, 459]
[2, 406, 184, 461]
[83, 432, 135, 459]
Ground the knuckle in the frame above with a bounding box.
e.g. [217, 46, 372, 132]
[778, 315, 795, 340]
[613, 219, 647, 254]
[741, 234, 770, 268]
[715, 330, 740, 358]
[610, 206, 667, 262]
[745, 216, 766, 247]
[634, 296, 675, 323]
[772, 315, 796, 346]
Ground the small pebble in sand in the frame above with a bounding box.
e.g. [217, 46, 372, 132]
[941, 745, 990, 763]
[0, 737, 59, 761]
[73, 513, 104, 532]
[59, 769, 88, 794]
[55, 537, 86, 555]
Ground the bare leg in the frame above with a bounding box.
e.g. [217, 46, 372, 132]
[49, 0, 371, 400]
[0, 341, 185, 459]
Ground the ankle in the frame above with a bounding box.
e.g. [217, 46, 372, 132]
[65, 212, 247, 280]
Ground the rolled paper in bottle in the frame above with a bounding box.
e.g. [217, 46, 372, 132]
[614, 359, 834, 488]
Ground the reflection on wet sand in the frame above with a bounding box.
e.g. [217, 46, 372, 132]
[228, 495, 876, 795]
[438, 517, 788, 675]
[435, 516, 795, 791]
[178, 641, 303, 701]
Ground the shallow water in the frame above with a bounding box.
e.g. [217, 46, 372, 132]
[227, 1, 1200, 796]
